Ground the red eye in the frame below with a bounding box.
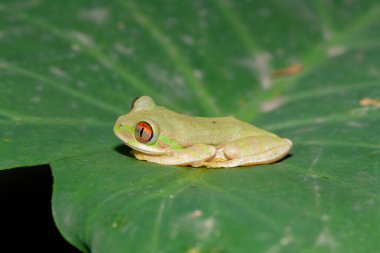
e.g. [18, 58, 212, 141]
[135, 121, 154, 143]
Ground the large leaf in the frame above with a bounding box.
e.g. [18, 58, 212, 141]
[1, 0, 380, 252]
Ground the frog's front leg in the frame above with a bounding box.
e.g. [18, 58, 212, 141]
[204, 136, 292, 168]
[132, 144, 216, 166]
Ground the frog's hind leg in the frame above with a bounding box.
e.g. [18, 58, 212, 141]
[133, 144, 216, 166]
[204, 136, 292, 168]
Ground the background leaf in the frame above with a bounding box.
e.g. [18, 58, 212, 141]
[1, 0, 380, 252]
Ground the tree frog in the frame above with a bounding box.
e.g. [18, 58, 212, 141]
[114, 96, 292, 168]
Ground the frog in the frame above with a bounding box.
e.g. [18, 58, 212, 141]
[114, 96, 292, 168]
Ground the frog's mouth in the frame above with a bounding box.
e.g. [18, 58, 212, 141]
[125, 143, 170, 155]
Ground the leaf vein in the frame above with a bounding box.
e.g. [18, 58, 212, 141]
[0, 61, 123, 115]
[121, 2, 220, 116]
[1, 6, 160, 101]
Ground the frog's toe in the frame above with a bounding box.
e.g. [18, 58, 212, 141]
[284, 138, 293, 146]
[223, 144, 240, 160]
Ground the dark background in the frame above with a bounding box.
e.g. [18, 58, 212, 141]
[0, 165, 81, 252]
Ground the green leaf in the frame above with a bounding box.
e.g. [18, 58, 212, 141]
[1, 1, 380, 252]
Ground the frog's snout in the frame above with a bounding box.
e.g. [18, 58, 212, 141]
[113, 116, 126, 135]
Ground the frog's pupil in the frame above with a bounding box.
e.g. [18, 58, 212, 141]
[139, 127, 144, 138]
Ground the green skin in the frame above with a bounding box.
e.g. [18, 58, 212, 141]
[114, 96, 292, 168]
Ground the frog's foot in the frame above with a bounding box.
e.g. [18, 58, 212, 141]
[202, 136, 292, 168]
[132, 144, 216, 166]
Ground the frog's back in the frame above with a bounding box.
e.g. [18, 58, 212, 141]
[160, 112, 276, 147]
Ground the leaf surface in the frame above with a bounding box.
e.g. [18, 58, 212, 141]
[1, 1, 380, 252]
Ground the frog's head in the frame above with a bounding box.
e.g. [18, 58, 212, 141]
[114, 96, 181, 155]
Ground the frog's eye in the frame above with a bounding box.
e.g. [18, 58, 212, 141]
[135, 120, 158, 144]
